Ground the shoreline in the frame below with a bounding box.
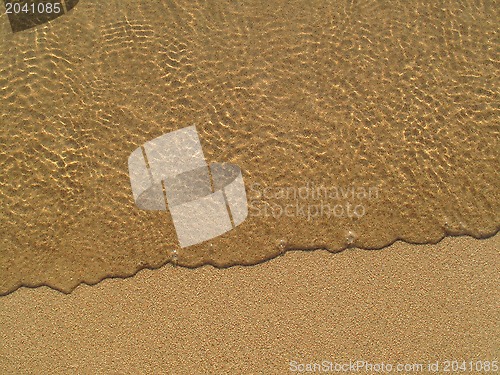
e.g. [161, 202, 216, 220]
[1, 234, 498, 373]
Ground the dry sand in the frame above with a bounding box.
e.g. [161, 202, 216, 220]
[1, 234, 498, 374]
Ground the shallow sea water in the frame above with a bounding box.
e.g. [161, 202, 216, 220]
[0, 0, 498, 293]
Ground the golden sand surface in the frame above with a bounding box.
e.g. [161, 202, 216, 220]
[0, 235, 498, 374]
[0, 0, 499, 293]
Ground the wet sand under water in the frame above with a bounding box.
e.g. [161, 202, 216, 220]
[0, 0, 498, 294]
